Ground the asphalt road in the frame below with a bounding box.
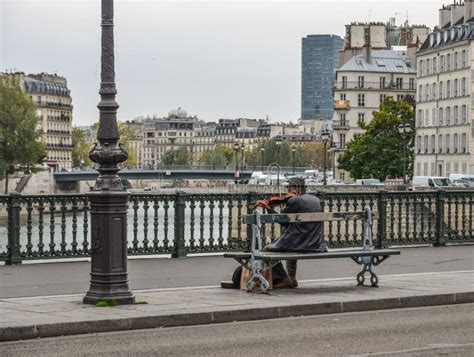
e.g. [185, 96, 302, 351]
[1, 245, 473, 298]
[1, 304, 473, 356]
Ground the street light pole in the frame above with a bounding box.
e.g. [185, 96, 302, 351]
[240, 143, 245, 173]
[291, 144, 296, 175]
[398, 124, 411, 185]
[234, 141, 239, 183]
[260, 147, 265, 172]
[275, 136, 282, 187]
[84, 0, 135, 305]
[321, 130, 331, 186]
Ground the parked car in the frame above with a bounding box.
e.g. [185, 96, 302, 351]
[449, 174, 474, 187]
[355, 178, 381, 185]
[412, 176, 451, 188]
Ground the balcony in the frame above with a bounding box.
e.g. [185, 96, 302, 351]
[334, 100, 350, 110]
[332, 121, 350, 130]
[334, 81, 414, 91]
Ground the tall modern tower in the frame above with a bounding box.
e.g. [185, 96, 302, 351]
[301, 34, 344, 121]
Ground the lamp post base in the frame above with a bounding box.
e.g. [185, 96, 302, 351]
[83, 190, 135, 305]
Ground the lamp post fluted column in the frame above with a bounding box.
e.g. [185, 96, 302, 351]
[83, 0, 135, 305]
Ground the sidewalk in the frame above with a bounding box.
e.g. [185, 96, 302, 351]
[1, 270, 473, 342]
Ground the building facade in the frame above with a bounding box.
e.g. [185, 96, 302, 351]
[3, 72, 73, 170]
[415, 20, 474, 176]
[301, 34, 344, 121]
[332, 50, 417, 182]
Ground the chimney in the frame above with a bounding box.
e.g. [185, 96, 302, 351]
[364, 27, 371, 63]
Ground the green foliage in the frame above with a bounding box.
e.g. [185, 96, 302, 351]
[337, 97, 415, 181]
[0, 76, 46, 192]
[162, 147, 190, 165]
[95, 299, 118, 307]
[72, 127, 92, 168]
[200, 144, 234, 166]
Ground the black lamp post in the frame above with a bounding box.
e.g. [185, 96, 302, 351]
[398, 123, 412, 184]
[260, 147, 265, 172]
[321, 129, 331, 186]
[291, 144, 296, 175]
[83, 0, 135, 305]
[275, 136, 282, 186]
[252, 153, 256, 171]
[240, 143, 245, 172]
[234, 141, 239, 183]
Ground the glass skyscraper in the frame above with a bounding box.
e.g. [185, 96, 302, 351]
[301, 34, 344, 120]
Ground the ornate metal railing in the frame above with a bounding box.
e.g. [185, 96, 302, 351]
[1, 190, 473, 264]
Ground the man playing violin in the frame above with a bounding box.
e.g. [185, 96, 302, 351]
[259, 177, 327, 289]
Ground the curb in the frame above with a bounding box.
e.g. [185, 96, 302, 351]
[1, 291, 473, 342]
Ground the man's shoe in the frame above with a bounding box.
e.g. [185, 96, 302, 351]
[273, 277, 297, 289]
[289, 277, 298, 288]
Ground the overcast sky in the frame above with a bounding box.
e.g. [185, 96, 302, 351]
[1, 0, 446, 125]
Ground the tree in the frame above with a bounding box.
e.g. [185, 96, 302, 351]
[162, 147, 190, 166]
[337, 97, 415, 181]
[0, 77, 47, 193]
[72, 127, 92, 168]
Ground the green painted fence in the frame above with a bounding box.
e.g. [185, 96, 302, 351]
[1, 190, 473, 264]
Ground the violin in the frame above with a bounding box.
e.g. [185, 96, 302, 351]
[247, 192, 296, 210]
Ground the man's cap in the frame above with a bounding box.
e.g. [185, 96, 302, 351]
[288, 177, 305, 187]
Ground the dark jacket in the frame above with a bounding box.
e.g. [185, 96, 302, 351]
[265, 194, 327, 253]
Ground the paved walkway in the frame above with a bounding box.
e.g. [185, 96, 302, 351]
[1, 270, 473, 342]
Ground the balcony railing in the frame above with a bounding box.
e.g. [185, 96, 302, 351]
[1, 190, 472, 263]
[334, 82, 415, 91]
[333, 121, 350, 130]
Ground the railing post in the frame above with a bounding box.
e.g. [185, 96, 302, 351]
[6, 192, 22, 265]
[172, 190, 187, 258]
[434, 189, 446, 247]
[377, 190, 387, 249]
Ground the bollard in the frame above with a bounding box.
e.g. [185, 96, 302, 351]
[377, 190, 388, 249]
[434, 189, 446, 247]
[172, 190, 187, 258]
[6, 192, 22, 265]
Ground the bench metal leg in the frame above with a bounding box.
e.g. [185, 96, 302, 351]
[351, 256, 379, 287]
[246, 260, 270, 293]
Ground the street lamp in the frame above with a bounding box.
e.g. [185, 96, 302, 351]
[234, 141, 240, 183]
[275, 136, 282, 187]
[252, 153, 256, 171]
[260, 147, 265, 172]
[84, 0, 135, 305]
[398, 123, 412, 184]
[291, 144, 296, 175]
[240, 143, 245, 173]
[321, 129, 331, 185]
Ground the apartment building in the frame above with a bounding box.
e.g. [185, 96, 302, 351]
[3, 72, 73, 170]
[332, 49, 417, 182]
[415, 21, 474, 176]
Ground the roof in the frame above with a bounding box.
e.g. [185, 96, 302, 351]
[338, 50, 415, 74]
[418, 22, 474, 53]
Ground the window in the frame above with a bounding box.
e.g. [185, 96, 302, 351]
[446, 134, 450, 153]
[418, 59, 423, 76]
[454, 106, 458, 124]
[397, 94, 404, 101]
[417, 136, 422, 153]
[432, 82, 437, 99]
[425, 84, 430, 101]
[380, 77, 386, 89]
[462, 77, 466, 95]
[418, 85, 423, 101]
[440, 55, 445, 71]
[431, 135, 436, 153]
[423, 163, 428, 176]
[454, 134, 458, 153]
[340, 93, 346, 100]
[409, 78, 415, 90]
[340, 113, 346, 126]
[462, 50, 467, 67]
[439, 107, 444, 125]
[425, 109, 430, 126]
[446, 107, 451, 125]
[358, 94, 365, 106]
[447, 53, 451, 70]
[342, 76, 347, 89]
[424, 135, 428, 153]
[454, 52, 459, 69]
[396, 78, 403, 89]
[461, 105, 467, 123]
[340, 133, 346, 148]
[438, 135, 443, 153]
[439, 81, 443, 98]
[432, 57, 437, 73]
[379, 94, 386, 104]
[454, 79, 458, 97]
[447, 80, 451, 98]
[432, 108, 438, 126]
[426, 58, 431, 75]
[461, 133, 467, 153]
[358, 113, 365, 122]
[358, 76, 364, 88]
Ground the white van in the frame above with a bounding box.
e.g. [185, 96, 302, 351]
[304, 170, 319, 178]
[248, 171, 264, 185]
[257, 175, 270, 186]
[355, 178, 381, 185]
[412, 176, 451, 188]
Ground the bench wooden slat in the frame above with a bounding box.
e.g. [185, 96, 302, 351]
[243, 211, 376, 225]
[224, 249, 400, 261]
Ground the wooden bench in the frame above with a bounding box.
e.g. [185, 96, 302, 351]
[223, 208, 400, 293]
